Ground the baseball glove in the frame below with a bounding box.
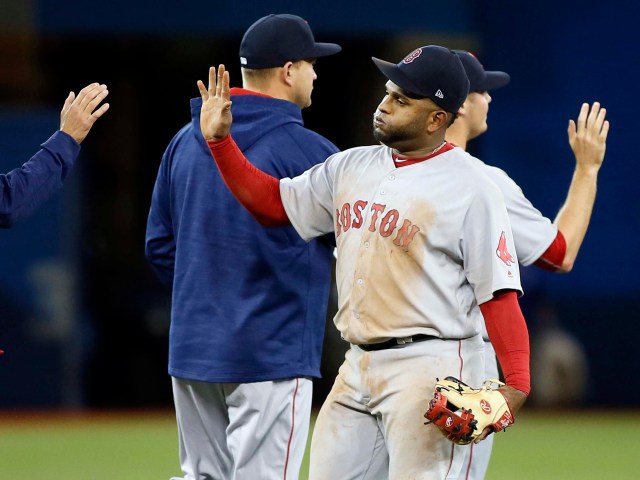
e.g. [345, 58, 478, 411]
[424, 376, 514, 445]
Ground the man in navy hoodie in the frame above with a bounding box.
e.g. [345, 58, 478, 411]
[145, 14, 340, 480]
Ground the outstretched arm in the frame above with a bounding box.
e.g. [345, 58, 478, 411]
[0, 84, 110, 227]
[550, 102, 609, 272]
[199, 65, 289, 227]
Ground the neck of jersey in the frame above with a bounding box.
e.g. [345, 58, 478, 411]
[392, 142, 454, 168]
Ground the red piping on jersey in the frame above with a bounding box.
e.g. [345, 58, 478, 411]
[392, 142, 455, 168]
[465, 444, 474, 479]
[283, 378, 299, 480]
[446, 443, 456, 478]
[444, 339, 465, 479]
[534, 230, 567, 272]
[457, 340, 464, 380]
[229, 87, 273, 98]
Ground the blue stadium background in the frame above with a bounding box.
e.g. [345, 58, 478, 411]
[0, 0, 637, 408]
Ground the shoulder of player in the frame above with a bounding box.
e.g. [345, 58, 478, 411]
[273, 123, 338, 156]
[461, 152, 525, 199]
[442, 152, 506, 201]
[445, 149, 511, 188]
[325, 144, 387, 167]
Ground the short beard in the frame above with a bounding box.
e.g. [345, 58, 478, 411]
[373, 126, 414, 148]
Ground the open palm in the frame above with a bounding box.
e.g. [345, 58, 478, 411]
[568, 102, 609, 173]
[198, 64, 233, 141]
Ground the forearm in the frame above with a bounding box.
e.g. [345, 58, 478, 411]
[145, 235, 176, 287]
[479, 291, 530, 395]
[0, 131, 79, 227]
[206, 136, 289, 227]
[553, 166, 599, 271]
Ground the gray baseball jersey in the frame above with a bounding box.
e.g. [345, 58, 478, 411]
[280, 144, 522, 345]
[466, 150, 558, 344]
[468, 153, 558, 266]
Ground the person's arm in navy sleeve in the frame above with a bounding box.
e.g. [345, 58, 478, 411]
[145, 150, 176, 287]
[0, 83, 109, 227]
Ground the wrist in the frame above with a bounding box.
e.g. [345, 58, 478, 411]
[206, 135, 231, 148]
[574, 163, 601, 178]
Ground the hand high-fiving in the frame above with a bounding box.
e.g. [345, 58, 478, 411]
[568, 102, 609, 173]
[198, 65, 233, 141]
[59, 83, 110, 144]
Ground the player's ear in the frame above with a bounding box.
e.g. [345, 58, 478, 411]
[457, 101, 467, 118]
[427, 110, 449, 133]
[281, 62, 295, 86]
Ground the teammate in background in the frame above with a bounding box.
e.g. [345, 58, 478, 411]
[1, 83, 109, 228]
[144, 14, 340, 480]
[447, 50, 608, 479]
[199, 46, 531, 479]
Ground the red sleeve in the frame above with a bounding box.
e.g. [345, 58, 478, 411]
[479, 291, 531, 394]
[207, 136, 290, 227]
[534, 231, 566, 272]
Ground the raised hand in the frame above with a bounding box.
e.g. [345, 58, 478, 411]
[198, 65, 233, 141]
[568, 102, 609, 174]
[60, 83, 110, 144]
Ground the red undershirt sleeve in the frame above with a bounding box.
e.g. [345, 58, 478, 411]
[207, 136, 290, 227]
[534, 230, 566, 272]
[479, 291, 531, 395]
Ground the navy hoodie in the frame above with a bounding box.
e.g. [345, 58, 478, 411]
[145, 90, 338, 382]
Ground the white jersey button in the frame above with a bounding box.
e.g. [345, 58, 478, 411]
[380, 189, 386, 195]
[389, 174, 395, 180]
[357, 278, 364, 285]
[364, 242, 370, 248]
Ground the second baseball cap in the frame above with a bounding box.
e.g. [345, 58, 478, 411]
[240, 14, 342, 69]
[372, 45, 470, 113]
[453, 50, 510, 92]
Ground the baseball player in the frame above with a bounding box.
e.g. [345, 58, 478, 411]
[199, 45, 531, 479]
[145, 14, 340, 480]
[0, 83, 109, 227]
[446, 51, 608, 479]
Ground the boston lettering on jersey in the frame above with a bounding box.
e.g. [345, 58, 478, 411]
[335, 201, 420, 251]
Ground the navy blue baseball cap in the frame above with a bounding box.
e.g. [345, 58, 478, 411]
[372, 45, 470, 113]
[453, 50, 510, 92]
[239, 14, 342, 69]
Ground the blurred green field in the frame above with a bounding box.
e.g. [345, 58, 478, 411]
[1, 409, 638, 479]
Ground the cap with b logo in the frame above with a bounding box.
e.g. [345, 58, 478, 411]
[372, 45, 470, 113]
[240, 14, 342, 69]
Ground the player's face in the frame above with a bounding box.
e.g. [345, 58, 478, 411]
[372, 81, 433, 148]
[464, 91, 491, 140]
[290, 59, 317, 109]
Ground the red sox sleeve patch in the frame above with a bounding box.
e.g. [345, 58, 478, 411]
[496, 231, 515, 267]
